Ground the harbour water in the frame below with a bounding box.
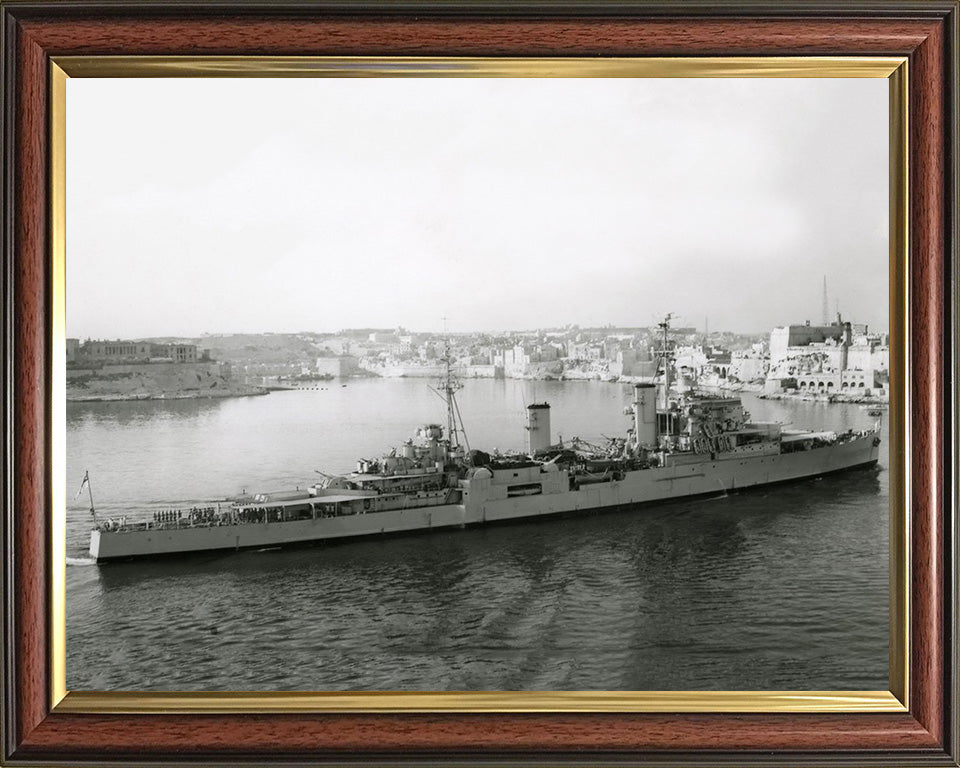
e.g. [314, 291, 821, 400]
[66, 379, 889, 691]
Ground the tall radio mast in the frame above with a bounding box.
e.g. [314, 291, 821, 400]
[821, 275, 829, 325]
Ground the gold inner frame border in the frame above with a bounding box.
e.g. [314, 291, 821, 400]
[48, 55, 910, 714]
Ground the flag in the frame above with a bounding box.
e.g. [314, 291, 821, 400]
[74, 471, 89, 501]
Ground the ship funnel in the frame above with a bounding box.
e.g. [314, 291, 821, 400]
[633, 383, 658, 449]
[526, 403, 551, 455]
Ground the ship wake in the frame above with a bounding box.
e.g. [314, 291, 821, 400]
[66, 556, 97, 567]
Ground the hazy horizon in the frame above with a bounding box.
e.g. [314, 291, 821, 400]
[66, 317, 874, 342]
[67, 77, 889, 339]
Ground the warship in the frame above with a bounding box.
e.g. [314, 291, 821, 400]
[87, 318, 881, 562]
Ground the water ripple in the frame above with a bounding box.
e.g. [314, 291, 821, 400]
[67, 384, 888, 691]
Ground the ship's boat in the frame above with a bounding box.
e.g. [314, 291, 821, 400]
[86, 322, 882, 563]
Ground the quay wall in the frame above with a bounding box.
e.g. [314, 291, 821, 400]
[358, 363, 503, 379]
[465, 365, 501, 378]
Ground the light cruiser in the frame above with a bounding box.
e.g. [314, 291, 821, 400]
[88, 389, 880, 563]
[88, 324, 881, 563]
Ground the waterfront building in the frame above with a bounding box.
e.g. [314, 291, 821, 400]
[167, 344, 198, 363]
[766, 315, 887, 396]
[769, 316, 868, 369]
[499, 344, 562, 378]
[316, 355, 360, 378]
[729, 347, 769, 383]
[674, 345, 710, 373]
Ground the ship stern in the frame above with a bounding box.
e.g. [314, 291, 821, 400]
[88, 529, 101, 561]
[848, 431, 882, 472]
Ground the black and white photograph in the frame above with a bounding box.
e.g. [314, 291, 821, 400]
[65, 75, 890, 693]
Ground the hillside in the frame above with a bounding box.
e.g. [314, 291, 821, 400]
[147, 333, 330, 366]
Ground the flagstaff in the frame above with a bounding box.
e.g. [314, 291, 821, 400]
[76, 470, 96, 524]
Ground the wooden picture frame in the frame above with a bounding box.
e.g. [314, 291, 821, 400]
[2, 1, 957, 765]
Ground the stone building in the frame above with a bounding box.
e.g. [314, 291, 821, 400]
[73, 339, 199, 364]
[766, 315, 887, 395]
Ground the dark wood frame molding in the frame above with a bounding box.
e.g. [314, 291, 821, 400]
[1, 2, 957, 765]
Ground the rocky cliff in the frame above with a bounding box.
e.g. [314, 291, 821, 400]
[66, 362, 265, 402]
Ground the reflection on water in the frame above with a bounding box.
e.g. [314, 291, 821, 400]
[67, 381, 888, 691]
[67, 397, 225, 426]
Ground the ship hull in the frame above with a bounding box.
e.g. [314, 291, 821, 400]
[90, 434, 879, 562]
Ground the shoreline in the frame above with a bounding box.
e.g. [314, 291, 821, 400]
[756, 391, 889, 405]
[65, 376, 888, 408]
[67, 389, 268, 403]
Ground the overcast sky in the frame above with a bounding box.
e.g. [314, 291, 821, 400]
[66, 77, 888, 338]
